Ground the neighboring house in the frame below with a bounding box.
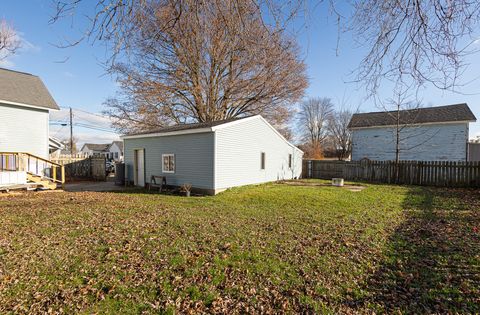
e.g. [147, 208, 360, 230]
[107, 141, 124, 161]
[0, 68, 64, 190]
[468, 142, 480, 161]
[122, 115, 303, 195]
[0, 68, 59, 158]
[80, 141, 124, 161]
[49, 137, 65, 158]
[80, 143, 110, 156]
[348, 103, 477, 161]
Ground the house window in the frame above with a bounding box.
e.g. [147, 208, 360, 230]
[114, 152, 119, 159]
[162, 154, 175, 173]
[260, 152, 265, 170]
[288, 154, 292, 168]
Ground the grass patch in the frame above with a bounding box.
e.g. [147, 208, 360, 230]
[0, 180, 478, 313]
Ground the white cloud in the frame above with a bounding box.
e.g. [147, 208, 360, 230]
[16, 32, 41, 53]
[72, 131, 120, 147]
[50, 109, 120, 146]
[0, 31, 41, 70]
[63, 71, 75, 78]
[0, 58, 14, 68]
[50, 108, 114, 125]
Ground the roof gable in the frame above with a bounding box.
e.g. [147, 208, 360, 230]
[82, 143, 110, 152]
[0, 68, 59, 110]
[124, 116, 251, 137]
[109, 141, 124, 151]
[348, 103, 476, 129]
[122, 115, 303, 153]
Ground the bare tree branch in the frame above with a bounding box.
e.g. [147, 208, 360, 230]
[0, 20, 20, 61]
[297, 97, 334, 158]
[100, 0, 307, 134]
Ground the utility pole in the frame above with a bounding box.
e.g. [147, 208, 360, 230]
[69, 107, 73, 155]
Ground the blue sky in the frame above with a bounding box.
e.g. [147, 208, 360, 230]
[2, 0, 479, 145]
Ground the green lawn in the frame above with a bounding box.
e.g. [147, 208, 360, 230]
[0, 181, 479, 314]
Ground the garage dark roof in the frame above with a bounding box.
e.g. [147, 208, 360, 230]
[0, 68, 59, 110]
[348, 103, 476, 129]
[126, 116, 251, 136]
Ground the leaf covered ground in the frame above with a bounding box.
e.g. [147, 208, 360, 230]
[0, 181, 479, 314]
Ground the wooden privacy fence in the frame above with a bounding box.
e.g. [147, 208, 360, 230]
[50, 155, 106, 181]
[303, 160, 480, 188]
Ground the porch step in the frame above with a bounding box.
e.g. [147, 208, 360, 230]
[27, 173, 57, 190]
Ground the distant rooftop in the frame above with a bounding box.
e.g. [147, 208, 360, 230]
[0, 67, 59, 110]
[348, 103, 477, 129]
[126, 116, 252, 136]
[82, 143, 110, 152]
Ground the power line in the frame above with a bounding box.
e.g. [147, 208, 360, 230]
[60, 106, 110, 121]
[50, 121, 117, 133]
[74, 123, 118, 133]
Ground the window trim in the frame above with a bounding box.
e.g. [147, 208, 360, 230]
[162, 154, 175, 173]
[260, 152, 266, 170]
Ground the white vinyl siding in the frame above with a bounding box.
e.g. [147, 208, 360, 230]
[351, 123, 469, 161]
[214, 117, 303, 190]
[124, 132, 215, 189]
[124, 116, 303, 194]
[0, 103, 49, 158]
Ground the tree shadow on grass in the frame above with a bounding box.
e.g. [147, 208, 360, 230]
[355, 186, 480, 313]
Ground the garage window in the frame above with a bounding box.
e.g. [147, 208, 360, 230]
[162, 154, 175, 173]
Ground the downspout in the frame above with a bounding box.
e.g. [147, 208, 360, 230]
[466, 123, 469, 161]
[212, 130, 216, 193]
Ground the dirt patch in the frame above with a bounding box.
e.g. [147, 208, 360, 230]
[278, 180, 366, 192]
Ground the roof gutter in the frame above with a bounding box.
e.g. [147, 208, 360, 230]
[349, 120, 476, 130]
[121, 127, 213, 139]
[0, 99, 59, 111]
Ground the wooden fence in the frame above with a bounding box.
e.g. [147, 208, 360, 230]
[303, 159, 480, 188]
[51, 155, 106, 181]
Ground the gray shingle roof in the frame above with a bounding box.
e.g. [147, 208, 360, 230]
[109, 141, 124, 151]
[126, 116, 251, 136]
[82, 143, 110, 152]
[348, 103, 477, 129]
[0, 68, 59, 110]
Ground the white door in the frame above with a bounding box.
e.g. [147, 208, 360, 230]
[134, 149, 145, 187]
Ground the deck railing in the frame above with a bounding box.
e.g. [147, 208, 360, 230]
[0, 152, 65, 184]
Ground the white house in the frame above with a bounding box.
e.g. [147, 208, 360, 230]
[0, 68, 59, 158]
[80, 141, 124, 161]
[122, 115, 303, 195]
[348, 103, 477, 161]
[80, 143, 110, 156]
[0, 68, 63, 189]
[107, 141, 124, 161]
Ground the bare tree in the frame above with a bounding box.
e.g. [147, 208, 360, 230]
[52, 1, 480, 96]
[60, 137, 79, 154]
[347, 0, 480, 95]
[101, 0, 307, 133]
[298, 97, 334, 158]
[328, 109, 352, 160]
[0, 20, 20, 61]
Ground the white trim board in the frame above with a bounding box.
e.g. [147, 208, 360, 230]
[0, 99, 59, 111]
[121, 127, 213, 139]
[349, 120, 476, 130]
